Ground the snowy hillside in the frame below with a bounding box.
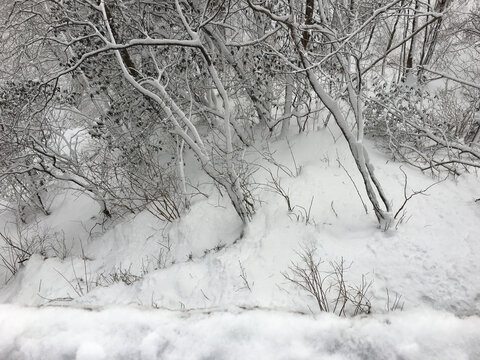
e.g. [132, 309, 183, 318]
[1, 131, 479, 359]
[1, 0, 480, 358]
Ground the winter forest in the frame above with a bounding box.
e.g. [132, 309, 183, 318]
[0, 0, 479, 358]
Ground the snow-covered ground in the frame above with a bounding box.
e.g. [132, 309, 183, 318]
[2, 305, 479, 360]
[1, 129, 479, 359]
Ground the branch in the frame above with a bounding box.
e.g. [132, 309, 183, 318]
[419, 66, 480, 90]
[394, 167, 444, 219]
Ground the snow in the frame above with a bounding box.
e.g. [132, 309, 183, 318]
[1, 128, 479, 358]
[0, 305, 479, 360]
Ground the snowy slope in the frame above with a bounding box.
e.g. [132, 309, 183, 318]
[0, 129, 479, 359]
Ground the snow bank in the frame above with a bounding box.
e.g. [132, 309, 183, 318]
[0, 305, 478, 360]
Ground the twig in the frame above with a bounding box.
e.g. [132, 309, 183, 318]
[330, 201, 339, 218]
[394, 166, 445, 219]
[238, 260, 252, 291]
[337, 159, 368, 214]
[286, 139, 301, 176]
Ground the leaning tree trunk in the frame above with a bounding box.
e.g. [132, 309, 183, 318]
[291, 25, 392, 226]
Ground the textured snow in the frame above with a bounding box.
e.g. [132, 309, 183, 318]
[1, 305, 479, 360]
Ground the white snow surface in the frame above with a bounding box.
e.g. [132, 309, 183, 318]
[1, 305, 479, 360]
[1, 129, 479, 359]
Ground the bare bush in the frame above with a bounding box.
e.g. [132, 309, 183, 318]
[263, 167, 293, 212]
[0, 230, 31, 279]
[283, 247, 372, 317]
[0, 223, 71, 281]
[365, 81, 480, 176]
[95, 264, 143, 287]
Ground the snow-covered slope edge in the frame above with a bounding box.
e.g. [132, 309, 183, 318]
[1, 304, 479, 360]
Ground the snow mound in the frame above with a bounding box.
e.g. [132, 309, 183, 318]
[0, 305, 479, 360]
